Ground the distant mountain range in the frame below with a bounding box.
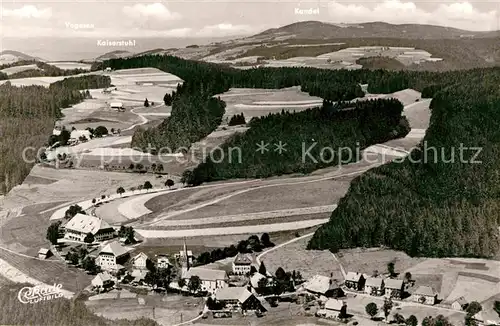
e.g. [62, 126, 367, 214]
[0, 50, 46, 64]
[250, 21, 498, 40]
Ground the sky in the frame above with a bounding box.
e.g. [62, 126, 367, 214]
[1, 0, 500, 40]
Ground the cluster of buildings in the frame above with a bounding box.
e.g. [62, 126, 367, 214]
[343, 271, 437, 305]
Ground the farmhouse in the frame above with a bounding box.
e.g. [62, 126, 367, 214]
[37, 248, 51, 259]
[63, 214, 115, 242]
[365, 277, 385, 296]
[451, 296, 468, 310]
[322, 299, 347, 318]
[110, 102, 124, 112]
[181, 267, 228, 293]
[232, 253, 253, 275]
[214, 287, 267, 312]
[131, 252, 148, 269]
[91, 272, 113, 290]
[302, 274, 344, 298]
[413, 286, 437, 305]
[157, 254, 171, 269]
[345, 272, 365, 291]
[385, 279, 404, 299]
[96, 241, 130, 272]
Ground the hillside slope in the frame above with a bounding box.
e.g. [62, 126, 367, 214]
[308, 75, 500, 258]
[251, 21, 492, 40]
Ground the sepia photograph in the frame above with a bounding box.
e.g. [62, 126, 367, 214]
[1, 0, 500, 325]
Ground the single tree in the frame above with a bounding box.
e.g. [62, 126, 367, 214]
[383, 298, 394, 321]
[181, 170, 194, 186]
[46, 221, 62, 245]
[146, 258, 156, 272]
[92, 198, 96, 205]
[128, 163, 135, 170]
[165, 179, 174, 189]
[494, 301, 500, 316]
[394, 313, 405, 324]
[130, 187, 136, 192]
[64, 204, 85, 219]
[117, 186, 125, 196]
[82, 257, 99, 274]
[366, 302, 378, 319]
[94, 125, 108, 137]
[261, 233, 272, 247]
[144, 98, 149, 107]
[404, 271, 412, 282]
[257, 277, 268, 289]
[466, 301, 482, 316]
[101, 194, 106, 200]
[188, 275, 201, 293]
[177, 277, 186, 289]
[259, 262, 267, 275]
[405, 315, 418, 326]
[387, 261, 395, 277]
[84, 232, 94, 243]
[143, 181, 153, 192]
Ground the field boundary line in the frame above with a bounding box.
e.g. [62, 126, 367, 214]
[256, 232, 315, 265]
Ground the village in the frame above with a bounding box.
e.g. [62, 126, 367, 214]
[37, 202, 500, 326]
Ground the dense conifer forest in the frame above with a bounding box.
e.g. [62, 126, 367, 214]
[0, 284, 158, 326]
[191, 99, 409, 184]
[308, 74, 500, 258]
[106, 55, 500, 257]
[0, 75, 110, 194]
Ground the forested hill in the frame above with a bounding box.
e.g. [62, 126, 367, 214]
[0, 75, 110, 194]
[308, 75, 500, 258]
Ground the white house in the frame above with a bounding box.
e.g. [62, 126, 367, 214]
[215, 287, 266, 312]
[64, 214, 115, 243]
[110, 102, 124, 111]
[38, 248, 51, 260]
[365, 277, 385, 296]
[232, 253, 253, 275]
[181, 267, 228, 294]
[157, 254, 171, 269]
[96, 241, 130, 271]
[413, 286, 437, 305]
[131, 252, 148, 269]
[385, 279, 404, 299]
[324, 299, 347, 317]
[91, 272, 113, 289]
[302, 274, 344, 298]
[131, 269, 148, 284]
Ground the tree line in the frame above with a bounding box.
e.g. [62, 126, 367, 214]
[190, 98, 409, 184]
[0, 75, 110, 194]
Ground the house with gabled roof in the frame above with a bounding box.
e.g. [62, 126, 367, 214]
[412, 286, 437, 305]
[345, 272, 365, 291]
[96, 240, 131, 272]
[385, 279, 404, 299]
[91, 271, 113, 290]
[232, 253, 253, 275]
[181, 267, 228, 294]
[131, 252, 148, 269]
[157, 254, 171, 269]
[38, 248, 51, 260]
[365, 277, 385, 296]
[451, 296, 468, 311]
[215, 287, 266, 312]
[302, 274, 344, 298]
[64, 213, 115, 243]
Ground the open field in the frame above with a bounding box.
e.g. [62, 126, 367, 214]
[261, 235, 343, 280]
[46, 62, 92, 70]
[0, 247, 91, 293]
[216, 86, 324, 120]
[337, 248, 426, 278]
[166, 177, 352, 221]
[1, 64, 40, 75]
[86, 292, 203, 326]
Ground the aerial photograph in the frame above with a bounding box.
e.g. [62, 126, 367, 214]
[0, 0, 500, 325]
